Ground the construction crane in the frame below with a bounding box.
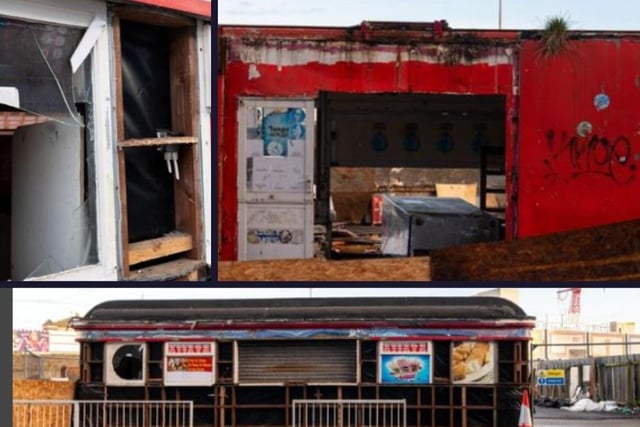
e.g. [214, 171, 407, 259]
[557, 288, 581, 328]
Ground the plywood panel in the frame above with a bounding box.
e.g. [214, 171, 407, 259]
[436, 183, 478, 206]
[128, 232, 192, 266]
[218, 257, 430, 281]
[13, 379, 75, 399]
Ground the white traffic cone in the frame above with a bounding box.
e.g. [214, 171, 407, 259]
[519, 388, 533, 427]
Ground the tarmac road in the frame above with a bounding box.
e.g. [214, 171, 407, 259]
[532, 406, 640, 427]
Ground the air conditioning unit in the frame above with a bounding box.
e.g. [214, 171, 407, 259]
[104, 342, 146, 386]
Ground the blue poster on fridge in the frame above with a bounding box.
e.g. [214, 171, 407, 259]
[380, 354, 431, 384]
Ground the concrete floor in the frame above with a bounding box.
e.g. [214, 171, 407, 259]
[532, 406, 640, 427]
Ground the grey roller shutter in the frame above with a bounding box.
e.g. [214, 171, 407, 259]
[237, 340, 358, 384]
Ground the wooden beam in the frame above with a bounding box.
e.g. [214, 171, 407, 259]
[127, 258, 203, 281]
[117, 136, 198, 148]
[113, 15, 130, 278]
[170, 26, 203, 262]
[129, 232, 193, 266]
[112, 6, 195, 27]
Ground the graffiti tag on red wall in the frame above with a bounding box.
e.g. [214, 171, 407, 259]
[544, 130, 637, 184]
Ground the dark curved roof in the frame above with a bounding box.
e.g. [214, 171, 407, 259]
[81, 297, 533, 323]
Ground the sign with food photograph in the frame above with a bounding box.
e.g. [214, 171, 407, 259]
[378, 341, 432, 384]
[451, 341, 496, 384]
[164, 342, 215, 386]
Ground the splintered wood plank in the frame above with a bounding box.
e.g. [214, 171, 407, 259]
[129, 232, 193, 266]
[430, 219, 640, 281]
[117, 136, 198, 148]
[117, 148, 130, 277]
[128, 258, 203, 281]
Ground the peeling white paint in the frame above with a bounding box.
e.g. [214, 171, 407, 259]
[232, 40, 512, 67]
[248, 63, 261, 80]
[70, 14, 106, 73]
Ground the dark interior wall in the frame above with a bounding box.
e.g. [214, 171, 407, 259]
[324, 93, 507, 222]
[329, 93, 505, 168]
[120, 20, 175, 242]
[0, 134, 11, 279]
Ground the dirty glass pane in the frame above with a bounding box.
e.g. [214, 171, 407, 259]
[0, 16, 83, 126]
[2, 16, 99, 280]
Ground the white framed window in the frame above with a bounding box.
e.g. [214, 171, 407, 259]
[2, 0, 118, 281]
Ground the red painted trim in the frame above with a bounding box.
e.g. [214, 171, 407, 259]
[125, 0, 211, 18]
[79, 335, 531, 343]
[220, 25, 640, 40]
[77, 337, 217, 343]
[505, 46, 520, 240]
[372, 336, 531, 341]
[217, 75, 225, 259]
[219, 26, 522, 42]
[73, 320, 535, 331]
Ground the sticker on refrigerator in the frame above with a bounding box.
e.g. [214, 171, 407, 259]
[379, 341, 432, 384]
[262, 107, 307, 157]
[247, 228, 303, 244]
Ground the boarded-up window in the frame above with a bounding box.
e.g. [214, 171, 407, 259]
[236, 340, 357, 384]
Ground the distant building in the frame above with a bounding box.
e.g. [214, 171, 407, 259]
[476, 288, 519, 305]
[476, 289, 640, 360]
[531, 326, 640, 360]
[43, 317, 80, 354]
[13, 317, 79, 354]
[610, 321, 636, 334]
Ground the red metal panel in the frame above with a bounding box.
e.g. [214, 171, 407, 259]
[217, 74, 224, 260]
[218, 33, 516, 261]
[123, 0, 211, 18]
[517, 39, 640, 237]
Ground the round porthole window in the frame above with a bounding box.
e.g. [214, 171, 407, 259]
[111, 344, 144, 380]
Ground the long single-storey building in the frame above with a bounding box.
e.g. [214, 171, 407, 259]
[218, 21, 640, 262]
[71, 296, 536, 427]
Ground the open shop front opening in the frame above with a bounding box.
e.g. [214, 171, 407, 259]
[317, 92, 508, 258]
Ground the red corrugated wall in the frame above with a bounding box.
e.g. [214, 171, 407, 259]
[218, 28, 517, 260]
[517, 38, 640, 237]
[125, 0, 211, 18]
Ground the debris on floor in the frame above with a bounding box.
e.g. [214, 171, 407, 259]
[560, 398, 623, 413]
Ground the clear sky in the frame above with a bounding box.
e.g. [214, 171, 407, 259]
[218, 0, 639, 31]
[12, 287, 640, 332]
